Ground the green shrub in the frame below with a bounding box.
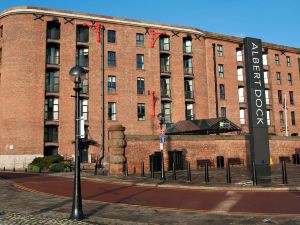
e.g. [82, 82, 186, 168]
[49, 162, 65, 172]
[31, 157, 43, 166]
[28, 164, 40, 173]
[29, 154, 64, 171]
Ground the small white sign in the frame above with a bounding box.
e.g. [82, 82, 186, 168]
[160, 143, 163, 151]
[80, 116, 85, 138]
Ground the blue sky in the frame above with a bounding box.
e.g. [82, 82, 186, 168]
[0, 0, 299, 47]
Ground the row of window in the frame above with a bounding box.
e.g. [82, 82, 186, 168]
[108, 102, 145, 120]
[278, 90, 295, 105]
[237, 68, 293, 86]
[239, 108, 296, 126]
[47, 22, 193, 53]
[218, 45, 294, 67]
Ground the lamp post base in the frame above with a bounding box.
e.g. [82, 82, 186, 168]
[69, 210, 85, 221]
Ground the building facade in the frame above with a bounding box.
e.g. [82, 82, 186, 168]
[0, 6, 300, 169]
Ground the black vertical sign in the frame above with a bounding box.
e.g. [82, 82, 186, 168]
[244, 37, 271, 177]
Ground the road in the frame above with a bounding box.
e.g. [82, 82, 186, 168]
[1, 172, 300, 216]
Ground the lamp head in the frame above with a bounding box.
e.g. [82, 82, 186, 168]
[69, 66, 87, 81]
[157, 113, 165, 123]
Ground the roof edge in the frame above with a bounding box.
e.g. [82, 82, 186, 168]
[0, 6, 204, 35]
[1, 6, 299, 53]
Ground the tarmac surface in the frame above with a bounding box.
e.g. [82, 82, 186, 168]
[1, 166, 300, 224]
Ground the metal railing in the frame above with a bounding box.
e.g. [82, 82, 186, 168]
[161, 89, 171, 98]
[184, 67, 193, 74]
[185, 91, 194, 99]
[76, 57, 89, 68]
[46, 55, 60, 65]
[160, 65, 170, 73]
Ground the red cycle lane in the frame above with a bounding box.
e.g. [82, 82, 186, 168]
[1, 172, 300, 215]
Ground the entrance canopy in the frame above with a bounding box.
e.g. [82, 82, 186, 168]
[166, 118, 241, 135]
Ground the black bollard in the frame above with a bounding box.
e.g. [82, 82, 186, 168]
[3, 167, 5, 171]
[252, 161, 257, 186]
[141, 161, 145, 177]
[13, 167, 15, 172]
[39, 167, 42, 173]
[150, 158, 154, 179]
[226, 163, 231, 184]
[25, 168, 27, 173]
[204, 162, 209, 183]
[172, 160, 176, 181]
[281, 160, 288, 184]
[187, 162, 192, 182]
[125, 162, 129, 176]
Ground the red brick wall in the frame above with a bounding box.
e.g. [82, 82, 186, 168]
[0, 8, 299, 166]
[125, 135, 300, 173]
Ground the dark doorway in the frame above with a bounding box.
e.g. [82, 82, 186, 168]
[168, 150, 184, 170]
[149, 151, 162, 171]
[44, 146, 58, 156]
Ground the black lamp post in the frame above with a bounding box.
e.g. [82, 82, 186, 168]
[69, 66, 87, 221]
[157, 113, 165, 181]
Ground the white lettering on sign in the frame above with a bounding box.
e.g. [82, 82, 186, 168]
[251, 42, 265, 125]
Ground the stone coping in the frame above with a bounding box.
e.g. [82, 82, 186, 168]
[126, 134, 300, 141]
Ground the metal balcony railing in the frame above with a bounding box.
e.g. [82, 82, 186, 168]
[185, 91, 194, 99]
[46, 55, 60, 65]
[161, 65, 170, 73]
[184, 67, 193, 74]
[76, 57, 89, 68]
[161, 89, 171, 98]
[186, 114, 195, 120]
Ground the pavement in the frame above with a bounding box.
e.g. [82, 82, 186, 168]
[0, 165, 300, 224]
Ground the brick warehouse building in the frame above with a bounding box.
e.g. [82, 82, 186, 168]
[1, 6, 300, 171]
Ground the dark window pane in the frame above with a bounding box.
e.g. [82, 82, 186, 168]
[220, 84, 225, 100]
[137, 78, 145, 95]
[291, 111, 296, 125]
[136, 54, 144, 70]
[46, 44, 60, 65]
[108, 30, 116, 43]
[137, 103, 145, 120]
[108, 76, 116, 94]
[44, 126, 58, 142]
[278, 90, 282, 104]
[76, 47, 89, 67]
[46, 70, 59, 93]
[108, 51, 116, 67]
[136, 33, 144, 46]
[47, 22, 60, 40]
[77, 25, 89, 43]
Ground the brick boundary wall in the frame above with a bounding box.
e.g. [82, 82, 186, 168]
[125, 135, 300, 174]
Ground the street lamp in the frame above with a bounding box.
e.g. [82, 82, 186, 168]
[157, 113, 165, 181]
[69, 65, 87, 221]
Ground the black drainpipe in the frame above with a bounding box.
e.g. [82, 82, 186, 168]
[99, 25, 105, 168]
[212, 43, 219, 118]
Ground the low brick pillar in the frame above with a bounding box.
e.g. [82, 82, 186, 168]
[108, 124, 126, 175]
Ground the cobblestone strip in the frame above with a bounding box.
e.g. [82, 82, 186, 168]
[0, 210, 97, 225]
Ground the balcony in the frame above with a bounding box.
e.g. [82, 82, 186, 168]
[76, 56, 89, 68]
[163, 113, 172, 123]
[46, 55, 60, 69]
[47, 22, 60, 41]
[186, 114, 195, 120]
[161, 89, 171, 101]
[159, 41, 170, 53]
[185, 91, 195, 102]
[160, 65, 171, 76]
[183, 46, 192, 56]
[239, 96, 247, 108]
[184, 67, 193, 78]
